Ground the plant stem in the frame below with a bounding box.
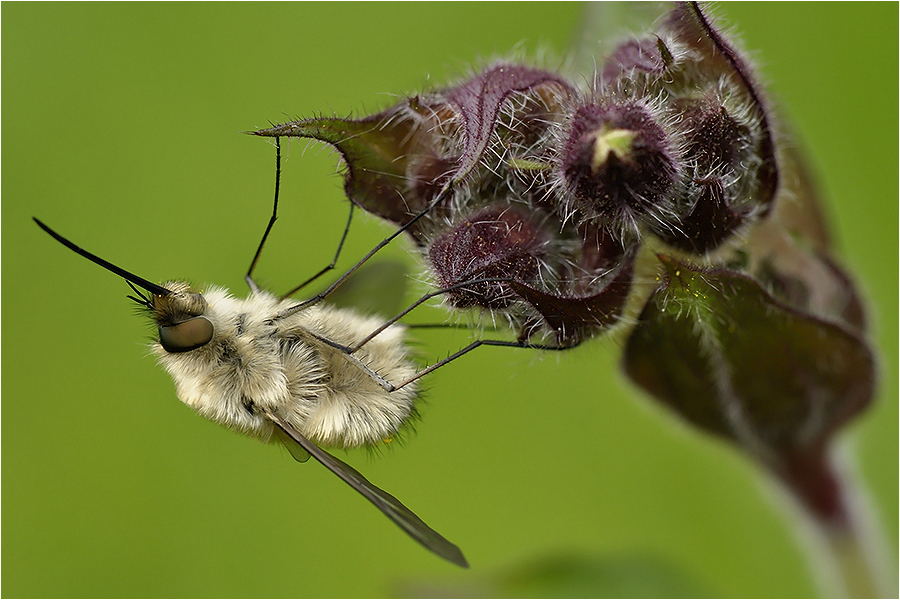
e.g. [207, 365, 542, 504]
[774, 443, 894, 598]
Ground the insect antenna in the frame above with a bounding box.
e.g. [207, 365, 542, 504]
[125, 280, 155, 309]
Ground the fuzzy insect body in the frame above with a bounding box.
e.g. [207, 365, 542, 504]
[33, 217, 468, 568]
[152, 282, 418, 450]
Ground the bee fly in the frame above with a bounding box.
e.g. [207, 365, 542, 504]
[33, 142, 468, 568]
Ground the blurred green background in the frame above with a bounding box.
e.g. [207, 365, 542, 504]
[4, 3, 896, 597]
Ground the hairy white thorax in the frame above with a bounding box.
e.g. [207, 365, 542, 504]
[153, 284, 418, 449]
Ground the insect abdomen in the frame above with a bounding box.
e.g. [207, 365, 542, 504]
[282, 304, 419, 448]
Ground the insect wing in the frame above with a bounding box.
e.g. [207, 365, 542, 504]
[274, 428, 312, 462]
[322, 260, 411, 318]
[267, 413, 469, 568]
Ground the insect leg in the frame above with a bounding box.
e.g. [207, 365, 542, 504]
[387, 337, 582, 391]
[308, 275, 581, 392]
[277, 183, 454, 320]
[319, 333, 580, 393]
[347, 277, 513, 353]
[280, 202, 354, 298]
[403, 321, 505, 332]
[246, 137, 283, 294]
[246, 139, 357, 298]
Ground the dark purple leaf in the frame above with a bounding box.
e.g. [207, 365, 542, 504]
[744, 143, 868, 332]
[254, 65, 574, 242]
[445, 64, 574, 182]
[623, 255, 874, 463]
[253, 101, 453, 242]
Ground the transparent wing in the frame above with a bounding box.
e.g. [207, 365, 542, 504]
[319, 259, 411, 318]
[267, 412, 469, 568]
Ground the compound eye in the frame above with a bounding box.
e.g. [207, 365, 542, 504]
[159, 316, 214, 353]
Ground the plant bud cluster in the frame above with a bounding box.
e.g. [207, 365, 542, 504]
[256, 3, 783, 346]
[253, 2, 874, 488]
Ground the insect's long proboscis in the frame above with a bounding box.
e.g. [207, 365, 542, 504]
[33, 217, 172, 297]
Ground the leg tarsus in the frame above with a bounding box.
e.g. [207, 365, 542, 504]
[386, 336, 582, 392]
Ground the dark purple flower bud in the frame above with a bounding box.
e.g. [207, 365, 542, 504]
[651, 175, 749, 254]
[632, 3, 781, 254]
[678, 94, 751, 173]
[645, 91, 768, 253]
[600, 36, 674, 85]
[556, 101, 679, 235]
[427, 205, 552, 310]
[662, 2, 778, 209]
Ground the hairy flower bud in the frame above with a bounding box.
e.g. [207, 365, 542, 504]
[649, 90, 770, 253]
[680, 94, 750, 172]
[600, 36, 675, 85]
[427, 205, 553, 310]
[556, 101, 679, 236]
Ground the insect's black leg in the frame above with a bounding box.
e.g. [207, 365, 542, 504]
[387, 337, 581, 391]
[281, 202, 354, 298]
[403, 322, 504, 332]
[346, 277, 513, 353]
[313, 324, 578, 393]
[305, 279, 492, 356]
[246, 137, 283, 294]
[276, 184, 454, 319]
[306, 273, 581, 392]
